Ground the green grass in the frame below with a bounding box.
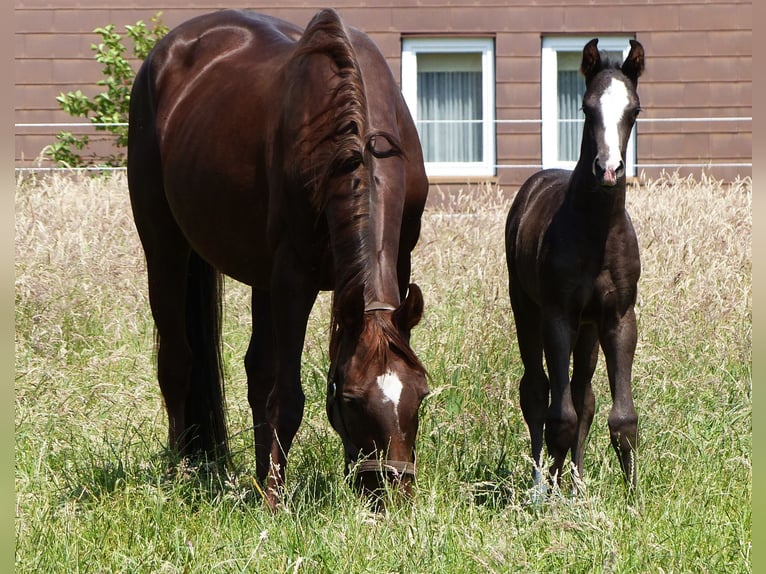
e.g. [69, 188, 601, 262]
[15, 172, 751, 572]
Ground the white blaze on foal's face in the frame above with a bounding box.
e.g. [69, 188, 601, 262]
[376, 369, 403, 434]
[598, 77, 630, 171]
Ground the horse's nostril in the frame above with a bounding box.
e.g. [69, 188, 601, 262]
[592, 157, 604, 176]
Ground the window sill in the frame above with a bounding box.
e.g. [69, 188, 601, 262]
[427, 175, 500, 185]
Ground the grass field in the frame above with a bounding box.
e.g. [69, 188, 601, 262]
[15, 172, 751, 572]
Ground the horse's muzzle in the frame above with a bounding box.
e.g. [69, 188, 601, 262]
[352, 458, 417, 480]
[348, 457, 417, 500]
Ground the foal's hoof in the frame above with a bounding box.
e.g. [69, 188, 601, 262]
[527, 470, 549, 505]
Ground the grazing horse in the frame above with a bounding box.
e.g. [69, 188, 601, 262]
[505, 39, 644, 491]
[127, 8, 429, 508]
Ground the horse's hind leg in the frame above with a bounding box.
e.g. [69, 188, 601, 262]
[600, 307, 639, 488]
[570, 324, 599, 488]
[149, 247, 194, 454]
[134, 207, 195, 455]
[510, 287, 550, 486]
[129, 123, 196, 457]
[245, 289, 277, 483]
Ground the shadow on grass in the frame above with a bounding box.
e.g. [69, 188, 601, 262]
[57, 426, 353, 517]
[52, 425, 254, 509]
[459, 460, 521, 509]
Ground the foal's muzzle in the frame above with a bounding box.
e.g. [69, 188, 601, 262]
[593, 157, 624, 187]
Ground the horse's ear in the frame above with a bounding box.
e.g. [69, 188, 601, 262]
[580, 38, 601, 84]
[621, 40, 645, 85]
[393, 283, 424, 335]
[336, 284, 365, 331]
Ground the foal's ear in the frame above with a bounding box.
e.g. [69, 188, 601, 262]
[580, 38, 602, 84]
[393, 283, 424, 335]
[621, 40, 645, 85]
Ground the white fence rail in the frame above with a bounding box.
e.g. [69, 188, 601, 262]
[14, 117, 752, 172]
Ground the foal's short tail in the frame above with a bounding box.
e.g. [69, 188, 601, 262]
[184, 251, 228, 462]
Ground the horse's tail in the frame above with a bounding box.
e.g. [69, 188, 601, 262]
[184, 251, 228, 462]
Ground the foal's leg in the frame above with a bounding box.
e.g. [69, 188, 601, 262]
[600, 307, 639, 488]
[510, 288, 550, 485]
[245, 289, 277, 483]
[542, 315, 578, 486]
[570, 324, 599, 487]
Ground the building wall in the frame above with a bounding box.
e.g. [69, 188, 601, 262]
[15, 1, 752, 187]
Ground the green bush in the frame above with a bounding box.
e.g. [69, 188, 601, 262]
[45, 13, 168, 168]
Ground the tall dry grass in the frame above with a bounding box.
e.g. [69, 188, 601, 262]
[15, 171, 751, 572]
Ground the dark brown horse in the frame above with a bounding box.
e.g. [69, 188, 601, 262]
[127, 8, 429, 508]
[505, 39, 644, 494]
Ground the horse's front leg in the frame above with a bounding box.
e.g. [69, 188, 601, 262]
[542, 314, 578, 486]
[262, 243, 319, 508]
[600, 306, 639, 488]
[246, 289, 277, 485]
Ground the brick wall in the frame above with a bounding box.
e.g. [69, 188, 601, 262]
[15, 1, 752, 186]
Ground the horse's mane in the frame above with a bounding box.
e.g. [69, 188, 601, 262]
[291, 9, 371, 201]
[329, 309, 427, 380]
[363, 313, 427, 374]
[290, 8, 373, 318]
[287, 9, 419, 372]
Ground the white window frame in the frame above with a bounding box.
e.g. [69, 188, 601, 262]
[541, 36, 636, 175]
[401, 37, 496, 178]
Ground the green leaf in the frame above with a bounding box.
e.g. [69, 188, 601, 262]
[49, 12, 167, 167]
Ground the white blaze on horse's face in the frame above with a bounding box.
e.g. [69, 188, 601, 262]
[377, 369, 403, 434]
[598, 77, 630, 174]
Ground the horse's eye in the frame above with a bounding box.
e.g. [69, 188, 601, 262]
[342, 394, 362, 409]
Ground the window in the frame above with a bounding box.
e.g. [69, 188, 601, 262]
[541, 36, 637, 174]
[401, 37, 495, 178]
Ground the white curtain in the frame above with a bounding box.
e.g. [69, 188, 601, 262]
[416, 53, 483, 163]
[557, 69, 585, 162]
